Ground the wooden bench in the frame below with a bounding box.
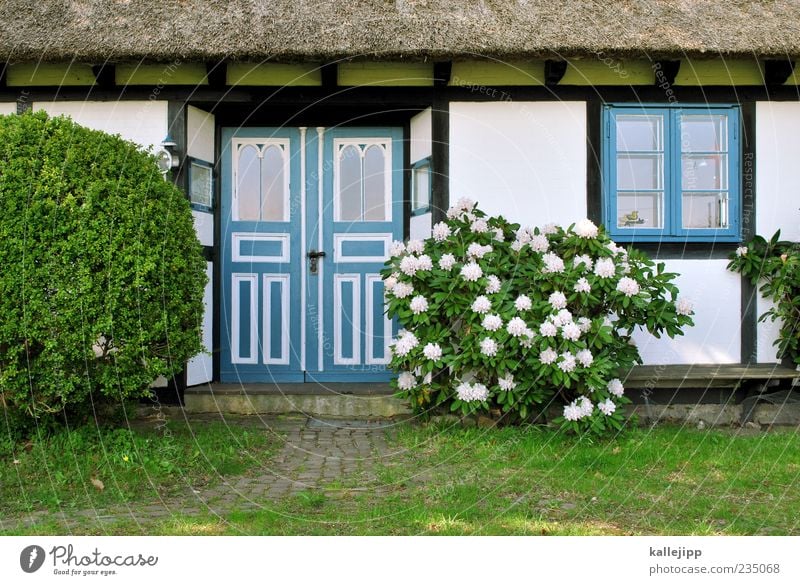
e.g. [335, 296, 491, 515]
[620, 364, 799, 424]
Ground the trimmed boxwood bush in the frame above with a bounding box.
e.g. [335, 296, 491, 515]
[0, 112, 206, 430]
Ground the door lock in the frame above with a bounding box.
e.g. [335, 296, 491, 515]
[307, 249, 327, 274]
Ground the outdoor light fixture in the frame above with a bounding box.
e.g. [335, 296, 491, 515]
[156, 135, 179, 176]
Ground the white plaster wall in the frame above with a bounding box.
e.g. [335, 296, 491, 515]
[410, 107, 432, 163]
[754, 102, 800, 363]
[410, 213, 433, 240]
[192, 210, 214, 247]
[0, 103, 16, 115]
[187, 261, 214, 386]
[449, 101, 587, 226]
[632, 260, 741, 364]
[33, 100, 168, 151]
[187, 105, 215, 163]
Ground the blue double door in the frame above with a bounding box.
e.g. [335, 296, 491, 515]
[220, 127, 403, 382]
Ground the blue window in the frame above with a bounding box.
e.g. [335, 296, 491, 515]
[603, 105, 740, 242]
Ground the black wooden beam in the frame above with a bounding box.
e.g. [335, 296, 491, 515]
[0, 62, 7, 89]
[205, 61, 227, 88]
[430, 95, 449, 224]
[544, 60, 568, 86]
[653, 60, 680, 86]
[320, 62, 338, 88]
[91, 63, 116, 89]
[764, 59, 795, 85]
[433, 61, 452, 87]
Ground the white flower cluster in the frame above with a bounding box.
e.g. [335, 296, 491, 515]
[439, 253, 456, 271]
[460, 261, 483, 282]
[392, 330, 419, 357]
[446, 197, 477, 220]
[485, 275, 502, 294]
[410, 295, 429, 314]
[498, 374, 516, 391]
[423, 342, 442, 361]
[467, 242, 493, 259]
[397, 371, 416, 390]
[432, 221, 451, 241]
[542, 252, 565, 274]
[456, 381, 489, 402]
[675, 297, 694, 316]
[574, 218, 599, 239]
[616, 276, 640, 297]
[471, 295, 492, 314]
[563, 396, 594, 421]
[480, 337, 499, 357]
[482, 314, 503, 331]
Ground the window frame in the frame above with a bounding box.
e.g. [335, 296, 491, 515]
[602, 103, 741, 243]
[410, 156, 432, 215]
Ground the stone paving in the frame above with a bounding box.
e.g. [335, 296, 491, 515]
[5, 415, 401, 532]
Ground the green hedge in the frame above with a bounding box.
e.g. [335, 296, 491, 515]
[0, 111, 206, 431]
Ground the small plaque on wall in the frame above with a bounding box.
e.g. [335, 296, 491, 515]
[189, 160, 213, 210]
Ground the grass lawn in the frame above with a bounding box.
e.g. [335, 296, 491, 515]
[2, 419, 799, 535]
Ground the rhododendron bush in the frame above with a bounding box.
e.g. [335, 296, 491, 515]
[381, 199, 695, 434]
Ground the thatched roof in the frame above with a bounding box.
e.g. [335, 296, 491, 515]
[2, 0, 800, 63]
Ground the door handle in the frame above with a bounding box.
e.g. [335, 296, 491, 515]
[307, 249, 326, 274]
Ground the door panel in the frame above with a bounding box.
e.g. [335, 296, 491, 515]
[220, 126, 402, 383]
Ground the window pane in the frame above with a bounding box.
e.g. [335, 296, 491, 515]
[681, 114, 727, 152]
[363, 145, 386, 221]
[261, 145, 285, 221]
[237, 145, 260, 220]
[616, 114, 663, 151]
[682, 192, 728, 229]
[617, 154, 663, 190]
[413, 164, 430, 210]
[616, 192, 664, 228]
[682, 154, 727, 190]
[339, 145, 362, 221]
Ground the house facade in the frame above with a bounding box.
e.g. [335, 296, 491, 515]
[2, 1, 799, 391]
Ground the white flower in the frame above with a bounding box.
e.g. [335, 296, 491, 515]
[467, 242, 492, 258]
[456, 381, 488, 402]
[406, 239, 425, 254]
[606, 242, 622, 255]
[539, 347, 558, 364]
[446, 206, 462, 220]
[542, 252, 565, 273]
[393, 331, 419, 357]
[620, 261, 631, 274]
[541, 223, 558, 235]
[563, 402, 581, 421]
[400, 255, 419, 276]
[529, 234, 549, 253]
[574, 218, 599, 239]
[561, 322, 582, 341]
[548, 291, 567, 310]
[521, 329, 535, 348]
[460, 262, 483, 282]
[480, 337, 498, 357]
[471, 295, 492, 314]
[514, 294, 532, 311]
[423, 342, 443, 361]
[471, 219, 489, 233]
[515, 227, 532, 244]
[736, 246, 748, 257]
[410, 295, 429, 314]
[456, 196, 475, 211]
[416, 254, 433, 271]
[493, 227, 505, 242]
[384, 274, 398, 291]
[576, 349, 594, 367]
[506, 317, 528, 337]
[485, 275, 501, 294]
[482, 314, 503, 331]
[594, 257, 616, 278]
[397, 371, 416, 390]
[574, 277, 591, 293]
[676, 297, 694, 316]
[390, 240, 406, 256]
[577, 317, 592, 333]
[498, 374, 516, 391]
[573, 254, 594, 270]
[393, 282, 414, 298]
[607, 378, 625, 397]
[598, 398, 616, 416]
[616, 276, 640, 297]
[439, 253, 456, 270]
[578, 396, 594, 417]
[539, 321, 558, 337]
[552, 309, 573, 326]
[558, 351, 577, 372]
[510, 240, 524, 252]
[432, 222, 451, 241]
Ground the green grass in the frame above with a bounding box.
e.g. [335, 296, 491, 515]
[0, 417, 276, 518]
[2, 421, 799, 535]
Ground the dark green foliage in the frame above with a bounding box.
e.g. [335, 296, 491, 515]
[0, 112, 206, 429]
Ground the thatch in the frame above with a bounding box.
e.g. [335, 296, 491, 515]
[2, 0, 800, 62]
